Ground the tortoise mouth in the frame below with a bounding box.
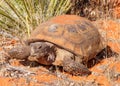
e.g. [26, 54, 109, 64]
[28, 55, 39, 62]
[28, 52, 47, 61]
[28, 54, 55, 65]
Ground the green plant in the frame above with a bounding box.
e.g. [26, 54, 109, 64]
[0, 0, 71, 38]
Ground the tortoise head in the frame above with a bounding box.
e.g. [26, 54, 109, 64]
[28, 42, 56, 65]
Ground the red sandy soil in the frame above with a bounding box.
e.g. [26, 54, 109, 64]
[113, 6, 120, 18]
[0, 19, 120, 86]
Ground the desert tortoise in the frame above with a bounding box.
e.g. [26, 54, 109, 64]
[8, 15, 103, 76]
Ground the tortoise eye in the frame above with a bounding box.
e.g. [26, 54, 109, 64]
[38, 46, 42, 49]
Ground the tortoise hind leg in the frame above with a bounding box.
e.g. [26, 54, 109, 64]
[62, 57, 91, 76]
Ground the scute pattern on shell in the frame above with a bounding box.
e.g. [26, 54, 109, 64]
[28, 15, 103, 62]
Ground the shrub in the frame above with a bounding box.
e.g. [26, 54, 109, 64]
[0, 0, 71, 38]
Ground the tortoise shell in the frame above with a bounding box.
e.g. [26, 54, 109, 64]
[27, 15, 103, 61]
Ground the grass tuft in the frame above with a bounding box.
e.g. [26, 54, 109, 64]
[0, 0, 71, 38]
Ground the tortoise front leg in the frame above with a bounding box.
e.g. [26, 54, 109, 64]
[8, 46, 30, 59]
[62, 57, 91, 76]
